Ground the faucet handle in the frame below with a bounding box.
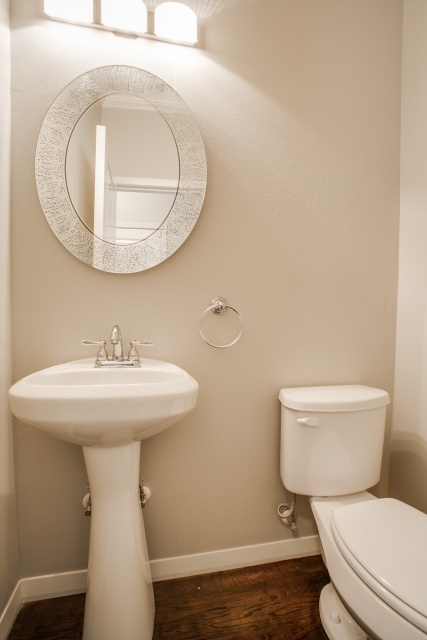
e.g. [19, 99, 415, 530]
[82, 339, 108, 362]
[128, 339, 154, 362]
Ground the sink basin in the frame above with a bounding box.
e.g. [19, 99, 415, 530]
[9, 357, 199, 446]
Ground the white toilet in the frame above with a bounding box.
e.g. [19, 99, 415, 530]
[279, 385, 427, 640]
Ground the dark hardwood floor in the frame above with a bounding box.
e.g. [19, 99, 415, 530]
[8, 555, 330, 640]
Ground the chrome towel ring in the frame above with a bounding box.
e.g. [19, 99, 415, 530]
[199, 297, 243, 348]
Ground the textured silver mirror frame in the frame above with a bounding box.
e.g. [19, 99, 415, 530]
[35, 65, 207, 274]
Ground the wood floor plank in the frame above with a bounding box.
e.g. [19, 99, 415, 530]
[8, 594, 86, 640]
[8, 556, 329, 640]
[152, 556, 329, 640]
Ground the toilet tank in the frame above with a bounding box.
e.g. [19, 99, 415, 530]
[279, 385, 390, 497]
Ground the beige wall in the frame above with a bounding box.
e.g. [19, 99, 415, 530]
[11, 0, 402, 577]
[0, 0, 20, 612]
[390, 0, 427, 513]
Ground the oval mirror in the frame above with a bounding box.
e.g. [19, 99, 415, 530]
[36, 66, 207, 273]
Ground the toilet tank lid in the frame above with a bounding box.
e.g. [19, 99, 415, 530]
[279, 385, 390, 411]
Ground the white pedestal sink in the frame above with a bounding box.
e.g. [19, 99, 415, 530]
[9, 358, 198, 640]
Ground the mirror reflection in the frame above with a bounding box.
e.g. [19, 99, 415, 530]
[66, 93, 179, 245]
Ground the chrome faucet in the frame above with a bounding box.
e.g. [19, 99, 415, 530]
[110, 325, 123, 361]
[83, 325, 154, 367]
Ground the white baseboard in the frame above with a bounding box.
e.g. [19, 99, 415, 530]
[150, 534, 321, 581]
[19, 569, 88, 602]
[0, 569, 87, 640]
[0, 583, 22, 640]
[0, 535, 320, 639]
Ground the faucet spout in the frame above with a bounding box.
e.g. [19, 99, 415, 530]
[110, 325, 123, 361]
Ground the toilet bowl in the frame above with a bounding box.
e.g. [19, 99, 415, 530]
[311, 492, 427, 640]
[279, 385, 427, 640]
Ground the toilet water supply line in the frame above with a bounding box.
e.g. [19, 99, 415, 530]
[277, 493, 298, 532]
[82, 483, 151, 515]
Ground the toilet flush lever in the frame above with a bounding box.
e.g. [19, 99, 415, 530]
[297, 417, 320, 427]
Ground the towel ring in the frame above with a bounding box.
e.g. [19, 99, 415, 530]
[199, 297, 243, 348]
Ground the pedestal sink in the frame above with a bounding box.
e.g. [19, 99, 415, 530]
[9, 357, 198, 640]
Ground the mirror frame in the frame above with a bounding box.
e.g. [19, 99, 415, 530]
[35, 65, 207, 273]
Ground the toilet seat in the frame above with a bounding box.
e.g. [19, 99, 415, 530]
[332, 498, 427, 634]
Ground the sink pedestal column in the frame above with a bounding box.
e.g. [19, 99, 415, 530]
[82, 441, 154, 640]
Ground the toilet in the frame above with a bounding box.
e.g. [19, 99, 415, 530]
[279, 385, 427, 640]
